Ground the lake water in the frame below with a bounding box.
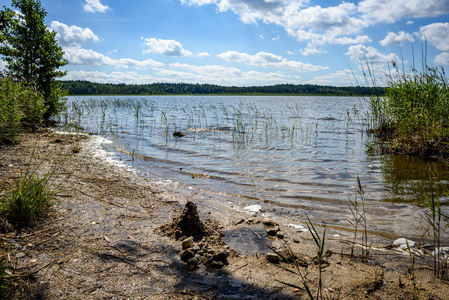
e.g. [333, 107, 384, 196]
[65, 95, 449, 243]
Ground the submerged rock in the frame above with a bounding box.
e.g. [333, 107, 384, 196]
[266, 253, 280, 264]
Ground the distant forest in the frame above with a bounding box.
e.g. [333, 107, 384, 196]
[59, 80, 383, 96]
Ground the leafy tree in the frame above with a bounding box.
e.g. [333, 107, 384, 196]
[0, 0, 68, 120]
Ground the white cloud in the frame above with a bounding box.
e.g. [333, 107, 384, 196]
[83, 0, 109, 13]
[181, 1, 370, 53]
[50, 21, 99, 48]
[64, 70, 158, 84]
[417, 23, 449, 51]
[143, 38, 192, 56]
[346, 44, 399, 72]
[379, 31, 414, 46]
[64, 63, 300, 86]
[64, 48, 114, 66]
[272, 35, 280, 41]
[217, 51, 328, 72]
[63, 47, 164, 69]
[181, 0, 217, 5]
[197, 52, 211, 57]
[435, 52, 449, 65]
[304, 69, 355, 86]
[358, 0, 449, 23]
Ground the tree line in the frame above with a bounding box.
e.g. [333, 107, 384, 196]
[60, 80, 383, 96]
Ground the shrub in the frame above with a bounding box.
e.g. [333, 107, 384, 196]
[1, 167, 54, 229]
[0, 78, 47, 144]
[368, 64, 449, 157]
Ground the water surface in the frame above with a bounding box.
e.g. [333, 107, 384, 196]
[65, 95, 449, 243]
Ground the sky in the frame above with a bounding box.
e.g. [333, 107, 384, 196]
[1, 0, 449, 86]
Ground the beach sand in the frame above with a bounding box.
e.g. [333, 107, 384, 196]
[1, 130, 448, 299]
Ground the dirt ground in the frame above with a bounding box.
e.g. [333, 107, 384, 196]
[1, 131, 448, 299]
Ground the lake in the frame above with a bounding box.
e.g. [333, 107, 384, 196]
[65, 95, 449, 243]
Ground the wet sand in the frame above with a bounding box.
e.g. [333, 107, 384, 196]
[0, 130, 448, 299]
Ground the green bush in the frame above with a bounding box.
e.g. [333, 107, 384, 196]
[0, 78, 47, 144]
[368, 65, 449, 156]
[1, 167, 54, 229]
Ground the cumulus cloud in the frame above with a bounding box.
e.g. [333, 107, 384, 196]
[435, 52, 449, 65]
[180, 1, 370, 52]
[143, 38, 192, 56]
[417, 23, 449, 51]
[358, 0, 449, 23]
[64, 63, 299, 86]
[346, 44, 399, 71]
[379, 31, 414, 46]
[63, 47, 164, 69]
[51, 21, 99, 48]
[217, 51, 328, 72]
[197, 52, 211, 57]
[83, 0, 110, 13]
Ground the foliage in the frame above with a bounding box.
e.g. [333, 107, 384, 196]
[0, 155, 56, 228]
[0, 78, 46, 144]
[367, 64, 449, 157]
[0, 0, 68, 120]
[60, 80, 382, 96]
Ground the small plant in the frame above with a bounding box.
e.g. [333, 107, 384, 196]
[422, 183, 449, 281]
[274, 214, 327, 299]
[0, 144, 64, 229]
[348, 176, 370, 262]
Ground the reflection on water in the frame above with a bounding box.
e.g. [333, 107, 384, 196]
[64, 95, 449, 242]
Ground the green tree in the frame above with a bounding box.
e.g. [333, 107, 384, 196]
[0, 0, 68, 121]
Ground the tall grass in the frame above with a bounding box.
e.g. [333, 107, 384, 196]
[367, 63, 449, 157]
[0, 144, 64, 229]
[0, 78, 47, 144]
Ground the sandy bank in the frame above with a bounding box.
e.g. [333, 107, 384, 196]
[0, 130, 448, 299]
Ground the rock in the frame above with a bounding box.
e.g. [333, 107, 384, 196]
[262, 218, 278, 226]
[208, 260, 224, 269]
[276, 231, 284, 239]
[266, 253, 280, 264]
[180, 249, 195, 262]
[16, 252, 26, 258]
[192, 245, 201, 253]
[246, 218, 254, 224]
[173, 131, 185, 138]
[214, 250, 229, 263]
[235, 218, 245, 225]
[187, 257, 198, 266]
[266, 226, 280, 236]
[182, 237, 194, 249]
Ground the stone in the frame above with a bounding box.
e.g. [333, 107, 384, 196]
[266, 226, 280, 236]
[180, 249, 195, 262]
[262, 218, 278, 226]
[266, 253, 280, 264]
[276, 231, 284, 239]
[187, 257, 198, 266]
[214, 250, 229, 262]
[182, 237, 194, 249]
[208, 260, 224, 269]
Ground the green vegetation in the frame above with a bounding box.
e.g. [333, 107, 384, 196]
[0, 156, 56, 229]
[0, 78, 46, 144]
[60, 80, 381, 96]
[0, 258, 13, 298]
[367, 64, 449, 158]
[0, 0, 68, 120]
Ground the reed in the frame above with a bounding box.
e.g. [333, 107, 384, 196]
[367, 62, 449, 157]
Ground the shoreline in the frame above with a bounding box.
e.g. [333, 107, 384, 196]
[1, 130, 448, 299]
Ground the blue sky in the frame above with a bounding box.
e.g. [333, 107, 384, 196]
[2, 0, 449, 86]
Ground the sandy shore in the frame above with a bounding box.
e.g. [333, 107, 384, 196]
[0, 130, 448, 299]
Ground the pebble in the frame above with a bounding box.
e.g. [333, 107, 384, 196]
[266, 226, 280, 236]
[266, 253, 280, 264]
[16, 252, 26, 258]
[262, 218, 278, 226]
[276, 231, 284, 239]
[180, 249, 195, 262]
[182, 237, 194, 249]
[208, 260, 224, 269]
